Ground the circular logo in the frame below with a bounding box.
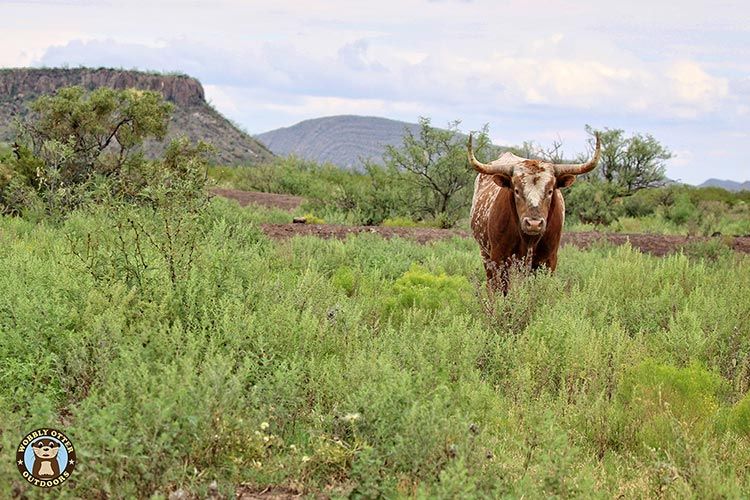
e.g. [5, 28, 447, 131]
[16, 428, 76, 488]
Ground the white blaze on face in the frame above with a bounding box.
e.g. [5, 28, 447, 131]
[519, 169, 555, 208]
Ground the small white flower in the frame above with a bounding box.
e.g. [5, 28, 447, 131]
[260, 421, 270, 430]
[343, 412, 361, 423]
[302, 455, 311, 463]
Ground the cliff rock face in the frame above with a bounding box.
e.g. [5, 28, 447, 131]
[0, 67, 205, 106]
[0, 67, 273, 165]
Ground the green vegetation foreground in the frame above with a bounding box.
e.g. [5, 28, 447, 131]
[1, 198, 750, 498]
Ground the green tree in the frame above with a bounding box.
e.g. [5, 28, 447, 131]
[1, 86, 172, 215]
[584, 125, 671, 196]
[109, 138, 213, 288]
[382, 117, 492, 227]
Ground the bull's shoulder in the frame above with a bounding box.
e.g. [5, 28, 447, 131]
[473, 173, 503, 196]
[472, 175, 501, 209]
[471, 174, 505, 247]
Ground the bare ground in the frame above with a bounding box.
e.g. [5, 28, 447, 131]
[560, 231, 750, 256]
[260, 223, 465, 245]
[260, 223, 750, 256]
[212, 189, 750, 256]
[235, 484, 304, 499]
[210, 188, 304, 211]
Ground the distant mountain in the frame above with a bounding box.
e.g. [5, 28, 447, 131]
[698, 178, 750, 192]
[0, 67, 273, 165]
[256, 115, 421, 169]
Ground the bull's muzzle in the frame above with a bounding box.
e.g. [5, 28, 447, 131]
[522, 217, 546, 235]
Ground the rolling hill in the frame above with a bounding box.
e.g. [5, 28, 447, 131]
[259, 116, 748, 190]
[698, 178, 750, 192]
[256, 115, 421, 169]
[0, 67, 273, 165]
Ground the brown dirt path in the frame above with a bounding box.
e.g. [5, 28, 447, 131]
[236, 484, 304, 499]
[561, 232, 750, 256]
[260, 223, 750, 256]
[260, 223, 466, 244]
[210, 189, 750, 256]
[211, 188, 304, 211]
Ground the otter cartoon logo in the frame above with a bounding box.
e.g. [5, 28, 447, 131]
[16, 428, 76, 488]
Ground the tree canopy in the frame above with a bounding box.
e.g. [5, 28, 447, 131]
[382, 117, 492, 226]
[584, 125, 671, 196]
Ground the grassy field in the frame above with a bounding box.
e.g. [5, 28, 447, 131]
[2, 198, 750, 498]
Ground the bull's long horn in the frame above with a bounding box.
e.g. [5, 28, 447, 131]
[553, 133, 601, 176]
[467, 133, 514, 176]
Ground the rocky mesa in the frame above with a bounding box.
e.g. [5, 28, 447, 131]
[0, 67, 273, 165]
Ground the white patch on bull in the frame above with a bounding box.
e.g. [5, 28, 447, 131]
[470, 173, 501, 255]
[520, 170, 554, 208]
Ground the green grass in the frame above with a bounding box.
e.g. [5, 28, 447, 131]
[1, 200, 750, 498]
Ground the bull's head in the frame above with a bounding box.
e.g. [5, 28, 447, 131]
[468, 134, 601, 236]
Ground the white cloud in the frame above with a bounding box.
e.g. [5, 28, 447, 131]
[1, 0, 748, 183]
[667, 61, 729, 113]
[671, 149, 694, 167]
[36, 36, 736, 122]
[0, 29, 91, 67]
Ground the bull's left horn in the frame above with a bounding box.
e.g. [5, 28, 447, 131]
[467, 133, 513, 176]
[553, 133, 601, 176]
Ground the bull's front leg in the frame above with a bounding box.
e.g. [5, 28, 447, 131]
[530, 248, 558, 273]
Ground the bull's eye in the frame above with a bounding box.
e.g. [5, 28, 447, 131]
[547, 189, 553, 196]
[514, 188, 520, 196]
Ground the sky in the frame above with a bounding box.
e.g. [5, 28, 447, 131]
[1, 0, 748, 184]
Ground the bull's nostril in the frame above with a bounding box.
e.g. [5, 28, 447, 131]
[523, 218, 545, 231]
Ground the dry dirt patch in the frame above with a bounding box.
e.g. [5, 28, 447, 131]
[236, 484, 304, 499]
[260, 223, 465, 244]
[260, 223, 750, 256]
[210, 189, 750, 256]
[211, 188, 304, 211]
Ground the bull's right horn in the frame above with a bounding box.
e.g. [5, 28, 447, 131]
[553, 133, 601, 176]
[467, 133, 514, 176]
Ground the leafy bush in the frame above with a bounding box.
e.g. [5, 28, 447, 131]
[331, 266, 358, 296]
[665, 194, 698, 226]
[725, 393, 750, 436]
[622, 193, 656, 217]
[385, 264, 471, 319]
[681, 239, 733, 261]
[299, 212, 325, 224]
[614, 361, 728, 450]
[564, 179, 622, 225]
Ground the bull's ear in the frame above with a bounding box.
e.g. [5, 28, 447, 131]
[492, 174, 512, 188]
[556, 174, 576, 189]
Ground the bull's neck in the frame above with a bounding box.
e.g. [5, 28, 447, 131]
[518, 232, 542, 263]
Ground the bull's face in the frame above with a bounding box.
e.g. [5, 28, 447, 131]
[467, 133, 601, 236]
[494, 162, 576, 236]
